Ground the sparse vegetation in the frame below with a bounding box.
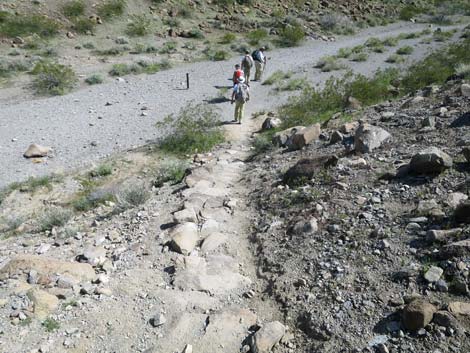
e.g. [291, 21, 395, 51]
[31, 61, 77, 96]
[319, 13, 355, 35]
[116, 182, 150, 210]
[71, 189, 115, 212]
[275, 78, 309, 92]
[62, 0, 86, 18]
[396, 46, 414, 55]
[247, 29, 268, 46]
[109, 60, 171, 76]
[208, 50, 230, 61]
[0, 13, 61, 38]
[156, 102, 224, 155]
[85, 74, 104, 85]
[220, 33, 236, 44]
[90, 164, 113, 177]
[42, 318, 60, 332]
[73, 17, 96, 34]
[386, 54, 405, 64]
[336, 47, 353, 59]
[350, 52, 368, 62]
[252, 133, 273, 155]
[97, 0, 126, 20]
[153, 158, 189, 187]
[126, 14, 152, 36]
[433, 29, 454, 42]
[39, 208, 72, 232]
[263, 70, 292, 85]
[315, 56, 346, 72]
[382, 37, 399, 47]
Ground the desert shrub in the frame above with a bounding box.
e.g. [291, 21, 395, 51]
[94, 47, 124, 56]
[126, 14, 152, 36]
[42, 318, 60, 332]
[208, 50, 229, 61]
[382, 37, 399, 47]
[159, 41, 177, 54]
[262, 70, 292, 85]
[364, 37, 382, 48]
[278, 24, 305, 47]
[116, 182, 150, 210]
[371, 44, 385, 53]
[90, 163, 112, 177]
[175, 2, 192, 18]
[456, 63, 470, 78]
[350, 52, 368, 62]
[156, 102, 224, 155]
[153, 158, 189, 187]
[275, 78, 309, 91]
[41, 48, 58, 57]
[247, 29, 268, 45]
[279, 69, 399, 128]
[386, 54, 405, 64]
[252, 133, 273, 155]
[399, 5, 426, 21]
[396, 45, 414, 55]
[62, 0, 86, 18]
[83, 42, 95, 49]
[433, 29, 454, 42]
[319, 13, 355, 35]
[73, 17, 96, 34]
[39, 207, 72, 232]
[71, 189, 115, 212]
[85, 74, 103, 85]
[31, 61, 77, 96]
[135, 59, 171, 74]
[336, 47, 353, 58]
[220, 33, 236, 44]
[315, 56, 346, 72]
[164, 17, 181, 28]
[186, 28, 204, 39]
[0, 13, 60, 38]
[97, 0, 126, 20]
[0, 58, 32, 77]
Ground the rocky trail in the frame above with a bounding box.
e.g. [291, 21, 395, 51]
[0, 22, 465, 188]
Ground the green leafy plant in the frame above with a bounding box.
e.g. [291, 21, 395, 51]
[278, 24, 305, 47]
[31, 61, 77, 96]
[336, 47, 353, 59]
[156, 102, 224, 155]
[42, 318, 60, 332]
[275, 78, 309, 92]
[153, 158, 189, 187]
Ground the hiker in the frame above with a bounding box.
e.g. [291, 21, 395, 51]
[232, 64, 244, 85]
[252, 47, 266, 82]
[241, 50, 254, 85]
[231, 77, 250, 124]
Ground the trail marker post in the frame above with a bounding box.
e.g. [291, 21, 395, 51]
[186, 73, 189, 90]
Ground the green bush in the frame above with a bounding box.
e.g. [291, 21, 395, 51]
[71, 190, 115, 212]
[336, 47, 353, 58]
[83, 42, 95, 49]
[279, 69, 399, 128]
[85, 74, 103, 85]
[275, 78, 309, 92]
[396, 45, 414, 55]
[42, 318, 60, 332]
[116, 182, 150, 210]
[126, 14, 152, 36]
[62, 1, 86, 18]
[456, 63, 470, 78]
[433, 29, 454, 42]
[153, 158, 189, 187]
[187, 28, 204, 39]
[91, 163, 112, 177]
[159, 41, 177, 54]
[382, 37, 399, 47]
[278, 24, 305, 47]
[385, 54, 405, 64]
[156, 102, 224, 155]
[262, 70, 292, 85]
[247, 29, 268, 45]
[0, 13, 60, 38]
[350, 52, 368, 62]
[31, 61, 77, 96]
[364, 37, 382, 48]
[73, 17, 96, 34]
[94, 47, 124, 56]
[252, 133, 273, 155]
[315, 56, 346, 72]
[39, 207, 72, 232]
[209, 50, 230, 61]
[0, 58, 32, 78]
[220, 33, 236, 44]
[109, 60, 171, 76]
[97, 0, 126, 20]
[399, 5, 425, 21]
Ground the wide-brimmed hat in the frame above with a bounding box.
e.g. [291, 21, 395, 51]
[238, 77, 245, 83]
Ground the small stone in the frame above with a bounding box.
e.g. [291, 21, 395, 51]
[435, 279, 448, 292]
[423, 266, 443, 283]
[354, 123, 391, 153]
[23, 144, 50, 158]
[150, 313, 166, 327]
[402, 299, 437, 331]
[252, 321, 286, 353]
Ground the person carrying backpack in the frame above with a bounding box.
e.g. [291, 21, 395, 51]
[252, 47, 266, 82]
[231, 77, 250, 124]
[241, 50, 254, 85]
[232, 64, 244, 85]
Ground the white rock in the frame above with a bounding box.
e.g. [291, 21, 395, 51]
[23, 144, 50, 158]
[170, 222, 199, 255]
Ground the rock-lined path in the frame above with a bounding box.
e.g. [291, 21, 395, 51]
[0, 22, 465, 188]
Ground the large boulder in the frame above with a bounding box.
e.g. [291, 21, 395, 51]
[354, 123, 391, 153]
[272, 126, 305, 147]
[170, 222, 199, 255]
[409, 147, 452, 174]
[402, 299, 437, 331]
[448, 302, 470, 316]
[286, 124, 321, 151]
[251, 321, 286, 353]
[439, 239, 470, 259]
[23, 144, 50, 158]
[27, 289, 59, 319]
[0, 255, 95, 282]
[283, 156, 338, 185]
[461, 83, 470, 97]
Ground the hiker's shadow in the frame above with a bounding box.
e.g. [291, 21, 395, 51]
[214, 85, 233, 89]
[205, 97, 231, 104]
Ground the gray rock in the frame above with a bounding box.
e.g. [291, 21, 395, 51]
[330, 131, 344, 144]
[173, 207, 198, 224]
[446, 192, 468, 209]
[272, 126, 305, 147]
[435, 279, 448, 292]
[23, 144, 50, 158]
[423, 266, 443, 283]
[80, 247, 107, 267]
[461, 83, 470, 97]
[252, 321, 286, 353]
[426, 228, 462, 243]
[402, 299, 437, 331]
[421, 116, 435, 128]
[454, 201, 470, 223]
[354, 123, 391, 153]
[439, 238, 470, 259]
[409, 147, 453, 174]
[293, 218, 318, 234]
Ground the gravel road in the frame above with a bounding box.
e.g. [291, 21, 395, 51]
[0, 22, 463, 188]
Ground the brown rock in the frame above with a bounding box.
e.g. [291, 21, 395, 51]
[448, 302, 470, 316]
[286, 124, 321, 151]
[283, 155, 338, 185]
[402, 299, 437, 331]
[27, 289, 59, 319]
[439, 239, 470, 259]
[23, 144, 50, 158]
[252, 321, 286, 353]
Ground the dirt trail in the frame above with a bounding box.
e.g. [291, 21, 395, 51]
[0, 22, 465, 188]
